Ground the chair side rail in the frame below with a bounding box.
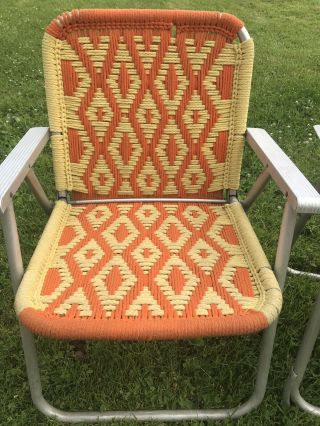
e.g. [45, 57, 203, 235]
[246, 128, 320, 214]
[0, 127, 49, 213]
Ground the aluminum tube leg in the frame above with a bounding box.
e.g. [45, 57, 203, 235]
[292, 181, 320, 244]
[290, 389, 320, 416]
[9, 326, 287, 422]
[274, 202, 297, 291]
[283, 291, 320, 410]
[0, 201, 298, 422]
[0, 203, 53, 415]
[0, 202, 24, 294]
[287, 267, 320, 280]
[292, 212, 312, 245]
[0, 199, 290, 421]
[231, 320, 278, 417]
[241, 169, 270, 212]
[19, 326, 55, 415]
[235, 202, 297, 416]
[288, 180, 320, 279]
[26, 168, 53, 215]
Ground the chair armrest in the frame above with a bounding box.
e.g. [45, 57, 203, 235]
[0, 127, 49, 213]
[246, 128, 320, 214]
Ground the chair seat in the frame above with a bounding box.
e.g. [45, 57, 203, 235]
[15, 200, 281, 340]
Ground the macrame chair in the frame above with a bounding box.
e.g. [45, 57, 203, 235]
[1, 9, 320, 423]
[283, 125, 320, 415]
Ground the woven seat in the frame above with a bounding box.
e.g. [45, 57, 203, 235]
[16, 200, 280, 340]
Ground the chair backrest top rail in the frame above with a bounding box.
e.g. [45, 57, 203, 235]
[47, 9, 244, 41]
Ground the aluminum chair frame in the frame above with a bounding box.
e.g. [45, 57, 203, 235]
[282, 124, 320, 415]
[287, 125, 320, 280]
[1, 29, 320, 423]
[2, 126, 320, 423]
[283, 291, 320, 416]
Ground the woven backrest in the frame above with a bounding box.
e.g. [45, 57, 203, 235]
[43, 9, 254, 200]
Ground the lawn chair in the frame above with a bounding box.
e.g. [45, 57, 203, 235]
[1, 9, 320, 423]
[283, 125, 320, 415]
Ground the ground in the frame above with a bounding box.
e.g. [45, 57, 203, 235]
[0, 0, 320, 425]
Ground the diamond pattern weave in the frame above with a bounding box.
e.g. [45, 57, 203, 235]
[43, 9, 253, 198]
[16, 201, 282, 340]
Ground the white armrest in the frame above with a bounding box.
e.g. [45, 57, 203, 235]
[314, 124, 320, 139]
[0, 127, 49, 213]
[246, 128, 320, 214]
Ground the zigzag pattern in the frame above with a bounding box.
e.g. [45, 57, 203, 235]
[16, 199, 282, 339]
[57, 23, 239, 199]
[33, 203, 263, 321]
[16, 11, 278, 340]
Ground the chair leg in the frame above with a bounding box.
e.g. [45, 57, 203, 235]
[25, 168, 53, 215]
[2, 199, 297, 422]
[19, 203, 297, 423]
[20, 322, 277, 423]
[283, 291, 320, 414]
[241, 169, 270, 212]
[292, 211, 313, 246]
[287, 267, 320, 280]
[287, 181, 320, 278]
[287, 211, 320, 280]
[284, 132, 320, 413]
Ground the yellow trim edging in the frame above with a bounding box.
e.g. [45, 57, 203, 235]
[225, 38, 254, 189]
[43, 33, 72, 191]
[226, 202, 282, 325]
[15, 201, 71, 314]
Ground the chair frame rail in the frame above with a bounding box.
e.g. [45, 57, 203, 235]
[0, 194, 297, 422]
[283, 291, 320, 416]
[282, 125, 320, 414]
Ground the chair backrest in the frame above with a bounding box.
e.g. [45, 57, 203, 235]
[43, 9, 253, 201]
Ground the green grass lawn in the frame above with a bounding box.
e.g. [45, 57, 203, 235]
[1, 0, 320, 424]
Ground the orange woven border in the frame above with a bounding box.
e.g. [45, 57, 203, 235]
[46, 9, 243, 42]
[19, 308, 267, 340]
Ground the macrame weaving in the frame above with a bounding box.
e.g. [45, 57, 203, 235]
[16, 201, 281, 339]
[42, 9, 253, 198]
[15, 9, 282, 340]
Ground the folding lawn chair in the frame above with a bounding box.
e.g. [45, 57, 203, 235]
[283, 124, 320, 415]
[1, 9, 320, 423]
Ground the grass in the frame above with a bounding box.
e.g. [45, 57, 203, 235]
[0, 0, 320, 424]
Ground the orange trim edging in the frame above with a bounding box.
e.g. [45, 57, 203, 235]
[46, 9, 243, 41]
[20, 307, 268, 340]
